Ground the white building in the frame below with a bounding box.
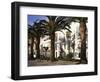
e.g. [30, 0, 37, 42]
[55, 30, 69, 58]
[40, 35, 51, 58]
[70, 22, 81, 60]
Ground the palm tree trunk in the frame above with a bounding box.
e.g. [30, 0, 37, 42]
[80, 21, 87, 64]
[50, 32, 55, 61]
[30, 37, 34, 60]
[80, 38, 87, 63]
[36, 36, 40, 59]
[72, 41, 75, 56]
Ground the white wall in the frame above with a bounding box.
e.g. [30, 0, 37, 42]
[0, 0, 99, 82]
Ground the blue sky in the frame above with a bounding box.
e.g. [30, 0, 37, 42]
[28, 15, 48, 26]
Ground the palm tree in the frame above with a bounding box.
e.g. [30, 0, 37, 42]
[79, 18, 87, 63]
[28, 21, 48, 59]
[28, 25, 36, 60]
[39, 16, 72, 61]
[28, 25, 38, 59]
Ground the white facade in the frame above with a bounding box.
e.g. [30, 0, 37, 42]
[70, 22, 81, 60]
[55, 30, 68, 58]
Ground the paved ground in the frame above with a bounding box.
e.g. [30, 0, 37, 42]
[28, 59, 81, 66]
